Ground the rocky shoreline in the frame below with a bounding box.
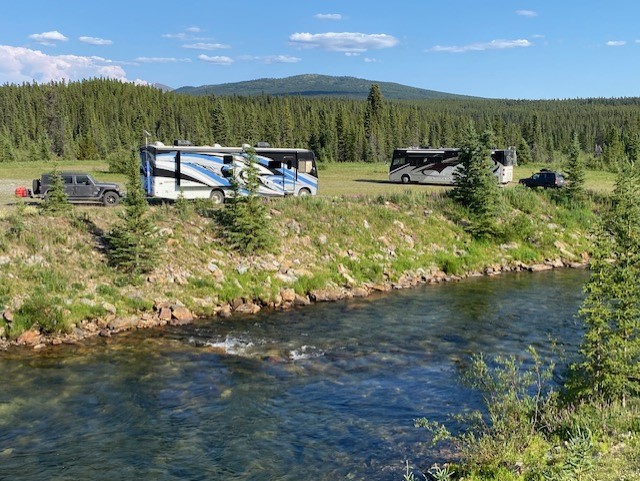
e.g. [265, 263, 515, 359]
[0, 256, 587, 352]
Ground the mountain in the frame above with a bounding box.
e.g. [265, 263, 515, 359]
[153, 83, 174, 92]
[173, 74, 475, 100]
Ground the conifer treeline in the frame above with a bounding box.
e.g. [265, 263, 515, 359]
[1, 78, 640, 165]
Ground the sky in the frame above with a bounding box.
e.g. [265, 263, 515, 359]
[1, 0, 639, 100]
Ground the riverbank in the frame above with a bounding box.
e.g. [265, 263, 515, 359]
[0, 188, 595, 351]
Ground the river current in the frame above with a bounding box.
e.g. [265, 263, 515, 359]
[0, 269, 587, 480]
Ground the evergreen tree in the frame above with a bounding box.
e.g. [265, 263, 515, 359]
[106, 157, 160, 276]
[364, 84, 385, 162]
[602, 128, 626, 169]
[569, 162, 640, 406]
[450, 126, 500, 238]
[517, 137, 532, 165]
[41, 168, 71, 214]
[219, 149, 275, 253]
[564, 132, 586, 204]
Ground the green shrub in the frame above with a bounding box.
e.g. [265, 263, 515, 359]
[12, 290, 68, 335]
[216, 149, 276, 254]
[435, 252, 465, 275]
[415, 348, 559, 477]
[502, 186, 541, 214]
[41, 168, 72, 215]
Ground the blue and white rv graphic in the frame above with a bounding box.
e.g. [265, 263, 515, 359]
[140, 141, 318, 203]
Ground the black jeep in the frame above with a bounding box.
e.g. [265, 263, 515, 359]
[519, 169, 567, 189]
[32, 172, 123, 206]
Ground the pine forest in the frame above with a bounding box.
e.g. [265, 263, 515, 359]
[1, 78, 640, 168]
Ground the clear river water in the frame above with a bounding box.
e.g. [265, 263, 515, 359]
[0, 269, 587, 481]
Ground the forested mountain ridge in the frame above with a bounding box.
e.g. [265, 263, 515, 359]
[173, 74, 475, 100]
[0, 78, 639, 167]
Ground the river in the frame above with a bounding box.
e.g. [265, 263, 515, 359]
[0, 269, 587, 480]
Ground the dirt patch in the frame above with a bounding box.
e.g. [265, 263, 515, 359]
[0, 179, 30, 206]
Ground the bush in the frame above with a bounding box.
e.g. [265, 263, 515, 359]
[41, 168, 71, 215]
[12, 290, 68, 336]
[216, 149, 276, 254]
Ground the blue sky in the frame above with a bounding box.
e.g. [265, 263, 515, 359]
[1, 0, 639, 99]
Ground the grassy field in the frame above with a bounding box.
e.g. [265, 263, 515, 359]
[0, 160, 616, 206]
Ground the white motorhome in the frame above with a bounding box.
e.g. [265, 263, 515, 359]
[140, 141, 318, 203]
[389, 146, 516, 185]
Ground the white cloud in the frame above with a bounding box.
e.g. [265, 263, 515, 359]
[261, 55, 301, 64]
[239, 54, 302, 64]
[238, 55, 301, 64]
[516, 10, 538, 17]
[315, 13, 342, 20]
[364, 57, 379, 63]
[29, 31, 68, 46]
[0, 45, 130, 84]
[198, 54, 234, 65]
[79, 36, 113, 46]
[162, 33, 189, 40]
[163, 27, 208, 42]
[606, 40, 626, 46]
[429, 39, 533, 53]
[135, 57, 192, 63]
[289, 32, 399, 53]
[183, 42, 230, 50]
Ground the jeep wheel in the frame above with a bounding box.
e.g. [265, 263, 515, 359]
[102, 191, 120, 206]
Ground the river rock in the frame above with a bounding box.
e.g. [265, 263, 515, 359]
[101, 302, 117, 315]
[158, 307, 172, 321]
[294, 294, 311, 306]
[351, 287, 369, 298]
[310, 288, 344, 302]
[280, 288, 296, 303]
[545, 258, 564, 268]
[529, 263, 553, 272]
[216, 304, 232, 318]
[107, 316, 138, 332]
[234, 302, 261, 315]
[17, 328, 40, 346]
[171, 306, 193, 324]
[2, 309, 13, 323]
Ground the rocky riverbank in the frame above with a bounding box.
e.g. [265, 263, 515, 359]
[0, 255, 587, 352]
[0, 190, 596, 352]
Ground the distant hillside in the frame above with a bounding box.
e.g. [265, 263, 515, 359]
[174, 74, 475, 100]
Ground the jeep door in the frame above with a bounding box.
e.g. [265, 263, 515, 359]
[73, 174, 96, 198]
[61, 174, 75, 196]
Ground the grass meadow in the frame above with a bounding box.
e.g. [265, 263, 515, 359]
[0, 159, 617, 206]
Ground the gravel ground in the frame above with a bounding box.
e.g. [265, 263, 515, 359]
[0, 179, 31, 206]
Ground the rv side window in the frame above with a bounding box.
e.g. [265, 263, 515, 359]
[298, 160, 313, 173]
[282, 155, 295, 169]
[424, 153, 444, 164]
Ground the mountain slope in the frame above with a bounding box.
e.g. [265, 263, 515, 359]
[174, 74, 476, 100]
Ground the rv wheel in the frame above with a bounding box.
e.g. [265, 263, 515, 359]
[298, 188, 311, 197]
[210, 190, 225, 204]
[401, 175, 411, 184]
